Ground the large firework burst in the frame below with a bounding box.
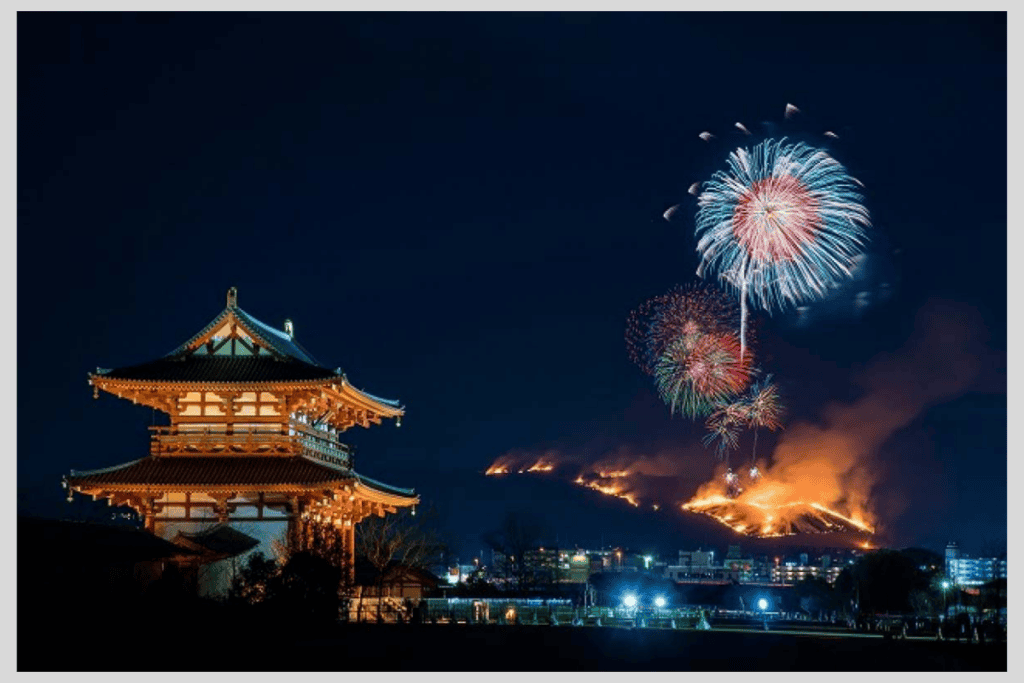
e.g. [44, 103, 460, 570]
[625, 284, 741, 376]
[695, 137, 870, 357]
[654, 332, 752, 418]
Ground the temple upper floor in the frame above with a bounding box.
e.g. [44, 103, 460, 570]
[149, 417, 354, 470]
[88, 288, 403, 432]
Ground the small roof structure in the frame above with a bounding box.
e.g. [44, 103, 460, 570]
[171, 524, 260, 562]
[353, 558, 443, 589]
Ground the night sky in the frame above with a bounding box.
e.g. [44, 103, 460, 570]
[17, 12, 1007, 561]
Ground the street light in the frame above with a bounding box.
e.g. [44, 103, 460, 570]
[941, 580, 951, 619]
[758, 598, 769, 631]
[654, 596, 666, 608]
[622, 594, 638, 608]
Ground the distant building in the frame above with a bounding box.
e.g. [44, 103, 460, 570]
[489, 546, 594, 585]
[770, 563, 844, 585]
[678, 549, 715, 570]
[945, 542, 1007, 587]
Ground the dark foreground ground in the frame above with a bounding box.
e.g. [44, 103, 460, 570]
[22, 620, 1006, 671]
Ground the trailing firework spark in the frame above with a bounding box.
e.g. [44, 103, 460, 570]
[703, 408, 742, 460]
[625, 284, 741, 377]
[703, 376, 784, 473]
[655, 332, 752, 418]
[695, 137, 871, 358]
[744, 376, 784, 432]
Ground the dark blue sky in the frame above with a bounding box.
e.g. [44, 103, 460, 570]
[17, 12, 1006, 560]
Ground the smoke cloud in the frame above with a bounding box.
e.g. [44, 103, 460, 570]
[692, 299, 992, 531]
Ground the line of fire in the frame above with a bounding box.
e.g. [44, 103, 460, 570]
[64, 287, 418, 584]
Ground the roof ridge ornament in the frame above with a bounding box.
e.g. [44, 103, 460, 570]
[284, 318, 294, 339]
[227, 287, 238, 309]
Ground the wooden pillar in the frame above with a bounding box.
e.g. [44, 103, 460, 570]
[142, 498, 156, 533]
[287, 496, 302, 552]
[344, 518, 356, 584]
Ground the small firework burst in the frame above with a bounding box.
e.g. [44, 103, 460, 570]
[626, 284, 741, 376]
[702, 376, 784, 465]
[655, 332, 752, 418]
[703, 411, 742, 460]
[744, 376, 784, 431]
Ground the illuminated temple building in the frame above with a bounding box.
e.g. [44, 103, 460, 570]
[65, 288, 418, 585]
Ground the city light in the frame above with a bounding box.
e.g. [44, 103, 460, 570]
[654, 596, 666, 608]
[622, 594, 637, 608]
[758, 598, 768, 611]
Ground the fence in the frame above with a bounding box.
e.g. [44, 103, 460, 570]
[417, 598, 705, 628]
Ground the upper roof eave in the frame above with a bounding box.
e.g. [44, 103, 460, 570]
[65, 455, 417, 504]
[90, 290, 405, 413]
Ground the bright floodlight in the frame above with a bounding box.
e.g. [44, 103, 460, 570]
[623, 594, 638, 608]
[942, 581, 951, 589]
[758, 598, 768, 611]
[655, 596, 667, 608]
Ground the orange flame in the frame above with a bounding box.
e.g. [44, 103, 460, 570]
[682, 465, 876, 539]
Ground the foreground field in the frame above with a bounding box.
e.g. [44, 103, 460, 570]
[22, 620, 1006, 671]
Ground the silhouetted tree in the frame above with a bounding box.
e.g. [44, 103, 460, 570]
[356, 508, 445, 621]
[228, 550, 278, 606]
[793, 577, 836, 618]
[482, 512, 547, 593]
[978, 578, 1006, 612]
[842, 549, 933, 615]
[266, 551, 341, 624]
[908, 589, 937, 617]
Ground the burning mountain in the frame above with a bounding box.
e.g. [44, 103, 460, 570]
[682, 300, 989, 539]
[485, 301, 992, 544]
[682, 493, 874, 538]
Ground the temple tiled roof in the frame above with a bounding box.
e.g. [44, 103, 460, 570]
[231, 307, 321, 366]
[166, 304, 322, 367]
[89, 290, 404, 413]
[95, 356, 338, 383]
[68, 455, 416, 499]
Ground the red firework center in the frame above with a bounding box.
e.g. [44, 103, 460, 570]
[732, 174, 821, 262]
[683, 333, 752, 397]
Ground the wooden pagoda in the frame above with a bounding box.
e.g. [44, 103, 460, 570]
[65, 287, 418, 575]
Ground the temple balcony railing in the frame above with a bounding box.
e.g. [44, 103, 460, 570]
[149, 422, 353, 469]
